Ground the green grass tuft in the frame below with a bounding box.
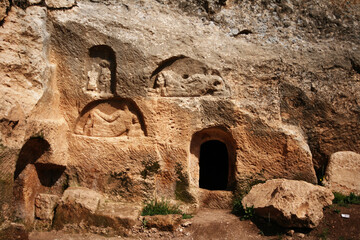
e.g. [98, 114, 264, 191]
[333, 192, 360, 206]
[141, 199, 183, 216]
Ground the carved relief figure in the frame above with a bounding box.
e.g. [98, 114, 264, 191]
[87, 60, 112, 93]
[152, 70, 227, 97]
[86, 45, 116, 95]
[150, 56, 229, 97]
[75, 100, 145, 137]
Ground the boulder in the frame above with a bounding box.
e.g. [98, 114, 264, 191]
[143, 214, 182, 231]
[242, 179, 334, 228]
[62, 187, 102, 213]
[323, 151, 360, 195]
[53, 188, 140, 236]
[35, 194, 60, 221]
[45, 0, 75, 9]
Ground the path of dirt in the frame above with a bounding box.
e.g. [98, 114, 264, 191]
[29, 209, 270, 240]
[29, 205, 360, 240]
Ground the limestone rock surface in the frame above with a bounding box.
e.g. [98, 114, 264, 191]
[45, 0, 76, 9]
[54, 189, 140, 236]
[0, 0, 9, 22]
[242, 179, 334, 228]
[0, 0, 360, 229]
[62, 187, 102, 213]
[35, 194, 60, 221]
[323, 151, 360, 195]
[144, 214, 182, 231]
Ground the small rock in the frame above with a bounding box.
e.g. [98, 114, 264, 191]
[28, 0, 42, 4]
[45, 0, 76, 9]
[296, 233, 305, 238]
[35, 193, 60, 221]
[181, 221, 192, 227]
[287, 229, 295, 236]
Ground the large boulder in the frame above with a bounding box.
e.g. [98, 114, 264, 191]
[242, 179, 334, 228]
[323, 151, 360, 195]
[53, 187, 141, 236]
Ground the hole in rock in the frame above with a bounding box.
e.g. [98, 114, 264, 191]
[14, 137, 50, 180]
[35, 163, 66, 187]
[199, 140, 229, 190]
[239, 29, 252, 35]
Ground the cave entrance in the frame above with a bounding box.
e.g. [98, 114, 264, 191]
[199, 140, 229, 190]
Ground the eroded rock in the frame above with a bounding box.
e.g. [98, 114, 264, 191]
[242, 179, 334, 228]
[35, 194, 60, 221]
[54, 187, 140, 236]
[62, 187, 102, 213]
[45, 0, 76, 9]
[0, 0, 9, 23]
[323, 151, 360, 195]
[143, 214, 182, 231]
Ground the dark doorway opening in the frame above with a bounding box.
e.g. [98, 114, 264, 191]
[199, 140, 229, 190]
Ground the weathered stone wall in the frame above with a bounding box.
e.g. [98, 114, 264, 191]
[0, 0, 359, 227]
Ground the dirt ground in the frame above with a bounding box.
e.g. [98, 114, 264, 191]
[28, 205, 360, 240]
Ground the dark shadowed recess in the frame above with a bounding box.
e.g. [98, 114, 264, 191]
[14, 137, 50, 180]
[199, 140, 229, 190]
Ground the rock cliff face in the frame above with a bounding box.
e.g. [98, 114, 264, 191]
[0, 0, 359, 228]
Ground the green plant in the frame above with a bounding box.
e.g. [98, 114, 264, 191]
[232, 197, 255, 220]
[140, 159, 160, 179]
[141, 218, 148, 229]
[318, 228, 329, 240]
[232, 197, 245, 216]
[333, 192, 360, 206]
[175, 163, 195, 203]
[332, 208, 341, 214]
[141, 199, 183, 216]
[182, 213, 193, 219]
[242, 206, 255, 220]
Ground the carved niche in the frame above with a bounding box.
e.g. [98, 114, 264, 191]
[74, 99, 146, 137]
[86, 45, 117, 95]
[149, 56, 229, 97]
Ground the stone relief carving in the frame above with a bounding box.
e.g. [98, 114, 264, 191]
[74, 100, 145, 137]
[87, 60, 112, 93]
[152, 70, 227, 97]
[86, 45, 116, 95]
[149, 56, 229, 97]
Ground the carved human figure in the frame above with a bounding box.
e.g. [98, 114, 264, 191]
[87, 64, 100, 91]
[98, 60, 111, 93]
[154, 72, 168, 96]
[81, 105, 141, 137]
[86, 60, 111, 93]
[152, 70, 227, 97]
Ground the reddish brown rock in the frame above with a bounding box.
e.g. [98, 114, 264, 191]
[144, 214, 182, 231]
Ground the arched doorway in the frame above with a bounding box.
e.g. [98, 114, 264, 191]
[189, 127, 236, 191]
[199, 140, 229, 190]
